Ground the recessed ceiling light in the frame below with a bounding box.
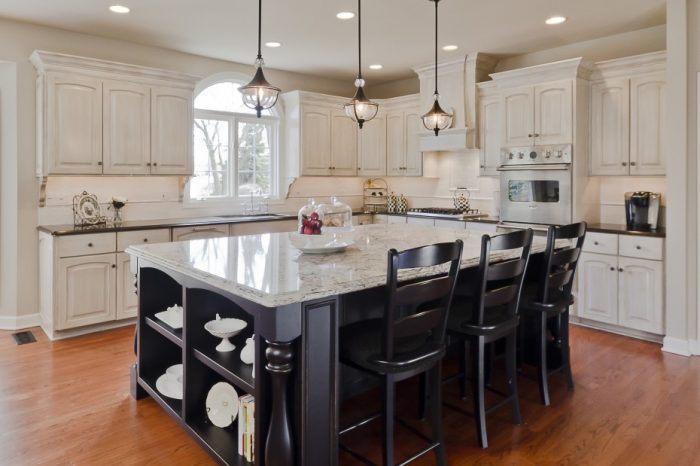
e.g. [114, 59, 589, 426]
[545, 15, 567, 25]
[265, 42, 282, 48]
[369, 64, 383, 70]
[109, 5, 130, 14]
[336, 11, 355, 20]
[442, 45, 459, 51]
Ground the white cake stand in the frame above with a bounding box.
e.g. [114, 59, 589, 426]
[204, 314, 248, 352]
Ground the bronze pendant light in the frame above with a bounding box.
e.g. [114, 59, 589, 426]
[421, 0, 453, 136]
[239, 0, 281, 117]
[343, 0, 378, 129]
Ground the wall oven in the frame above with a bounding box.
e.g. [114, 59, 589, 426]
[498, 145, 573, 226]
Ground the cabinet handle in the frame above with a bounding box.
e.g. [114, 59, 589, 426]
[97, 161, 103, 166]
[635, 245, 641, 250]
[143, 238, 149, 243]
[622, 162, 628, 167]
[528, 134, 533, 138]
[146, 162, 151, 167]
[618, 267, 624, 272]
[534, 133, 540, 137]
[594, 241, 599, 245]
[480, 165, 485, 169]
[630, 162, 636, 167]
[153, 162, 158, 166]
[88, 242, 93, 247]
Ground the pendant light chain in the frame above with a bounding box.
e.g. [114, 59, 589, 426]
[433, 0, 438, 96]
[421, 0, 453, 135]
[358, 0, 362, 80]
[257, 0, 262, 60]
[343, 0, 378, 129]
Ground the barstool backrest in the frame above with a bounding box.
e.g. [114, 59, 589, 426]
[382, 240, 464, 364]
[472, 229, 534, 326]
[536, 222, 587, 304]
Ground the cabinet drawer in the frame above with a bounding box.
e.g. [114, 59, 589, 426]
[619, 235, 663, 260]
[582, 232, 618, 255]
[117, 229, 170, 251]
[57, 233, 116, 258]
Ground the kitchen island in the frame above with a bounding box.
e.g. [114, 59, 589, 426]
[127, 224, 548, 466]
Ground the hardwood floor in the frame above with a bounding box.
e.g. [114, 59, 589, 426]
[1, 325, 699, 465]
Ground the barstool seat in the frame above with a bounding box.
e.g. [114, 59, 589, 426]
[448, 302, 519, 336]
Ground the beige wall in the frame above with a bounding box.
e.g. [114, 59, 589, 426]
[367, 76, 419, 99]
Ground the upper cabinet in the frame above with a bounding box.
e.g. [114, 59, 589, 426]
[589, 51, 666, 176]
[501, 86, 534, 147]
[330, 109, 358, 176]
[477, 83, 501, 176]
[386, 100, 422, 177]
[358, 113, 386, 177]
[32, 50, 199, 177]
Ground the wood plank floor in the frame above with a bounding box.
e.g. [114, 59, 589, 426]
[0, 325, 699, 465]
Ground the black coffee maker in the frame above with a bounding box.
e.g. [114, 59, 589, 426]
[625, 191, 660, 230]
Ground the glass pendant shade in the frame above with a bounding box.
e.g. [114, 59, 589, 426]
[344, 83, 379, 129]
[239, 63, 281, 118]
[422, 96, 453, 135]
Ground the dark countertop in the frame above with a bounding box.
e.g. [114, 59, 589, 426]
[38, 214, 298, 236]
[587, 223, 666, 238]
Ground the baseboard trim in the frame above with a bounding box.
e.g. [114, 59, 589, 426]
[661, 336, 692, 357]
[689, 339, 700, 355]
[0, 313, 41, 331]
[571, 317, 663, 344]
[41, 318, 136, 341]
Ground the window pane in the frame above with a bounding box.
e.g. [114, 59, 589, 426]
[237, 121, 273, 196]
[194, 81, 271, 115]
[191, 118, 230, 199]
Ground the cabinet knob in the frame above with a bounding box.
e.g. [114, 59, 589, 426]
[143, 238, 149, 243]
[594, 241, 599, 245]
[622, 162, 628, 167]
[111, 264, 116, 269]
[610, 266, 615, 271]
[535, 133, 540, 137]
[146, 162, 151, 167]
[480, 165, 485, 169]
[618, 267, 624, 272]
[88, 242, 93, 247]
[636, 245, 641, 250]
[97, 161, 103, 166]
[528, 134, 533, 138]
[153, 162, 158, 166]
[630, 162, 637, 167]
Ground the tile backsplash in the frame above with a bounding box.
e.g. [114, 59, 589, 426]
[598, 177, 667, 226]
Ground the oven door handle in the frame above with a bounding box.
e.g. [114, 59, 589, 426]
[497, 164, 571, 171]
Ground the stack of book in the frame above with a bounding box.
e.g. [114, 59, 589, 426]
[237, 395, 255, 463]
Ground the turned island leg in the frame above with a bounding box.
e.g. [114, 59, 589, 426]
[265, 340, 294, 466]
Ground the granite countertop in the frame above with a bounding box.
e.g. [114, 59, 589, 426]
[383, 212, 501, 224]
[126, 223, 549, 308]
[37, 214, 299, 236]
[587, 223, 666, 238]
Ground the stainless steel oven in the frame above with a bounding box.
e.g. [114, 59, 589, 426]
[498, 145, 573, 225]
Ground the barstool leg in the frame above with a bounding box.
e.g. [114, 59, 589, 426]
[505, 333, 521, 425]
[537, 312, 551, 407]
[429, 364, 447, 466]
[561, 310, 574, 390]
[382, 375, 396, 466]
[418, 372, 427, 420]
[472, 337, 488, 448]
[460, 339, 469, 399]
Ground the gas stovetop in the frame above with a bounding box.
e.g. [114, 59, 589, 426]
[407, 207, 485, 219]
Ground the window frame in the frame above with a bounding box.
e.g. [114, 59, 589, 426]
[186, 77, 281, 205]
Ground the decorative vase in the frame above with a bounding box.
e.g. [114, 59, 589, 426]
[113, 207, 123, 224]
[453, 188, 470, 212]
[387, 192, 397, 213]
[396, 195, 407, 214]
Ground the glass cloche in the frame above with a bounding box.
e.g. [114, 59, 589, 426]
[318, 197, 353, 233]
[298, 198, 323, 235]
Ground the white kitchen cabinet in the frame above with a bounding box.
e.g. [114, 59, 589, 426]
[590, 79, 630, 176]
[618, 256, 664, 333]
[404, 112, 423, 176]
[358, 114, 387, 176]
[300, 104, 333, 176]
[630, 73, 666, 176]
[231, 219, 297, 235]
[576, 232, 665, 338]
[386, 109, 422, 177]
[501, 86, 534, 147]
[172, 224, 230, 241]
[45, 74, 103, 174]
[534, 80, 573, 145]
[386, 112, 404, 176]
[57, 254, 117, 330]
[578, 252, 619, 324]
[330, 109, 358, 176]
[150, 86, 194, 175]
[478, 90, 501, 176]
[116, 252, 138, 320]
[103, 80, 151, 175]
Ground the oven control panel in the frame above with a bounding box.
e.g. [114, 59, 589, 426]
[500, 144, 572, 166]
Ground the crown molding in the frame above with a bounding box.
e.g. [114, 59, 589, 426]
[490, 57, 593, 88]
[590, 50, 666, 81]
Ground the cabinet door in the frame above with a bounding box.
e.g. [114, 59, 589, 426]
[358, 114, 386, 176]
[151, 86, 193, 175]
[116, 252, 138, 320]
[534, 80, 572, 145]
[386, 111, 405, 176]
[501, 86, 534, 147]
[630, 74, 666, 176]
[103, 80, 151, 175]
[618, 257, 664, 334]
[479, 94, 501, 176]
[46, 74, 103, 174]
[404, 112, 423, 176]
[57, 254, 116, 330]
[577, 252, 618, 324]
[330, 109, 357, 176]
[172, 225, 230, 241]
[590, 79, 630, 176]
[300, 105, 332, 176]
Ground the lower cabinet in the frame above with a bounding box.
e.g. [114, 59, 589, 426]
[231, 219, 297, 235]
[57, 254, 117, 330]
[116, 252, 138, 320]
[577, 233, 664, 336]
[172, 224, 229, 241]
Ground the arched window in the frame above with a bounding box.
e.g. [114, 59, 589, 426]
[190, 79, 279, 201]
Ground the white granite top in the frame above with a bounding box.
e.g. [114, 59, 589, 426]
[126, 224, 547, 308]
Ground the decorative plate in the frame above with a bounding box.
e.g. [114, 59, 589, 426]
[74, 192, 102, 225]
[288, 232, 354, 254]
[206, 382, 239, 428]
[156, 373, 183, 400]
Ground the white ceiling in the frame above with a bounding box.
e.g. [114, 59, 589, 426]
[0, 0, 666, 83]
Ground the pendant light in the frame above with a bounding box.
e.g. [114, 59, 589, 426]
[422, 0, 453, 136]
[239, 0, 281, 118]
[343, 0, 378, 129]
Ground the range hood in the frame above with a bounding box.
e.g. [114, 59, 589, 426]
[413, 53, 496, 152]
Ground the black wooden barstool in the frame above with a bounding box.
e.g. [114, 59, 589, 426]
[446, 229, 533, 449]
[339, 240, 464, 466]
[519, 222, 586, 406]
